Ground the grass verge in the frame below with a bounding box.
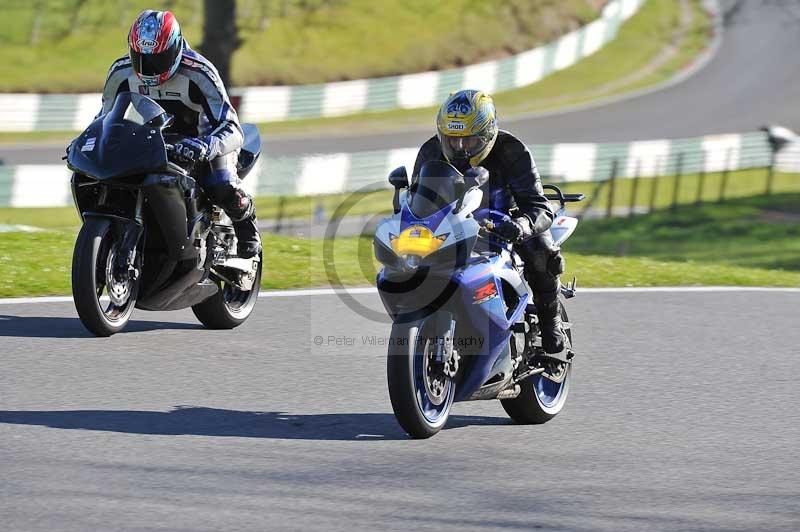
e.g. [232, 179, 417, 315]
[251, 0, 711, 137]
[1, 193, 798, 298]
[1, 0, 599, 92]
[0, 0, 709, 143]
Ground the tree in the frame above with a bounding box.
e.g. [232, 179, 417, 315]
[200, 0, 241, 86]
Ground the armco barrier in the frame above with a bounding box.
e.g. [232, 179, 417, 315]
[0, 0, 644, 132]
[3, 130, 798, 208]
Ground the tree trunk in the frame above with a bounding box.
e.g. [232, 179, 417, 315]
[200, 0, 240, 87]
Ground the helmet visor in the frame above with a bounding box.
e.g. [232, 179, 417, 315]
[130, 47, 180, 77]
[441, 134, 488, 162]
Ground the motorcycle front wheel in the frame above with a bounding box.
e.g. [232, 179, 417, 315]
[72, 217, 139, 337]
[387, 317, 456, 439]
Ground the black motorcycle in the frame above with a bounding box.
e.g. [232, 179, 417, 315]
[66, 92, 262, 336]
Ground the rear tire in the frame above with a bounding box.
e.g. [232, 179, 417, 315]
[501, 303, 572, 424]
[387, 319, 456, 439]
[72, 218, 138, 337]
[191, 252, 262, 329]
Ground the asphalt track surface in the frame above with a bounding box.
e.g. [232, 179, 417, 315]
[3, 0, 800, 166]
[1, 290, 799, 531]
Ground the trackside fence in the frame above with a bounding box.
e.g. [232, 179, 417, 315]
[1, 130, 798, 232]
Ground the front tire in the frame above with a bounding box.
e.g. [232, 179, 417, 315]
[387, 319, 456, 439]
[72, 218, 139, 337]
[191, 252, 262, 329]
[501, 303, 572, 424]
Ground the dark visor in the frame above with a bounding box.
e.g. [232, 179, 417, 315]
[442, 135, 487, 158]
[130, 47, 180, 76]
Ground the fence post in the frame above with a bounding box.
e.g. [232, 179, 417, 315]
[606, 159, 619, 219]
[629, 159, 641, 218]
[718, 147, 732, 202]
[765, 149, 776, 195]
[275, 196, 286, 234]
[648, 156, 660, 213]
[671, 152, 685, 211]
[696, 167, 706, 206]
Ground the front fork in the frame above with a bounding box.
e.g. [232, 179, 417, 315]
[430, 312, 459, 378]
[112, 192, 144, 281]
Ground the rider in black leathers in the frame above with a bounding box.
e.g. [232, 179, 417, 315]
[413, 90, 566, 354]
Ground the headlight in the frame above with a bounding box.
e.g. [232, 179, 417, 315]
[390, 225, 448, 259]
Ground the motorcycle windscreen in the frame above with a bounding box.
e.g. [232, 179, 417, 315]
[408, 160, 465, 219]
[68, 92, 170, 181]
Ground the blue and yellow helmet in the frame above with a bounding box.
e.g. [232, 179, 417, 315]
[436, 90, 498, 171]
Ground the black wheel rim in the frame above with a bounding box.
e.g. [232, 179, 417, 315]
[95, 233, 136, 322]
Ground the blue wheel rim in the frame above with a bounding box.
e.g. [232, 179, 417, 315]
[533, 373, 566, 408]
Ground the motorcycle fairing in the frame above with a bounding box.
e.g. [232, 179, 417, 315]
[453, 251, 530, 402]
[67, 92, 170, 181]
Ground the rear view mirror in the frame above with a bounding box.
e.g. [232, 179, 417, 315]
[457, 187, 484, 215]
[464, 166, 489, 188]
[388, 166, 409, 189]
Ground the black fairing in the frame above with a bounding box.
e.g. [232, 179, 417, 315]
[67, 92, 170, 181]
[237, 123, 262, 180]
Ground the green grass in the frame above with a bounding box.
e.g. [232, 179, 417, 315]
[2, 193, 798, 297]
[249, 0, 711, 137]
[0, 0, 710, 144]
[0, 130, 76, 144]
[0, 0, 599, 92]
[568, 194, 800, 273]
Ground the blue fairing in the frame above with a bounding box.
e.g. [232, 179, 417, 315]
[452, 253, 529, 402]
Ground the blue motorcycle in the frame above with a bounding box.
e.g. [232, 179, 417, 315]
[374, 161, 584, 438]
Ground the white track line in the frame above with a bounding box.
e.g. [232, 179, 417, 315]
[0, 286, 798, 305]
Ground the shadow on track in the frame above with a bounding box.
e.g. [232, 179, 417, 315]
[0, 315, 202, 338]
[0, 406, 513, 441]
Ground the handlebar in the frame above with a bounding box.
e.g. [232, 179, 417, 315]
[543, 184, 585, 208]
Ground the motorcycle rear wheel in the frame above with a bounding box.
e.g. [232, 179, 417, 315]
[191, 252, 262, 329]
[501, 304, 572, 424]
[72, 218, 139, 337]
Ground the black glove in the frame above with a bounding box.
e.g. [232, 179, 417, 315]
[491, 215, 533, 243]
[172, 137, 209, 164]
[464, 166, 490, 187]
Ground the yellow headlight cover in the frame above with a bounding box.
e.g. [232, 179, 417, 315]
[390, 225, 448, 258]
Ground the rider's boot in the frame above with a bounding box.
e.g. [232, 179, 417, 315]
[536, 296, 566, 354]
[232, 213, 261, 259]
[206, 182, 262, 259]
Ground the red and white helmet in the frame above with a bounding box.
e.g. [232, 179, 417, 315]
[128, 10, 183, 87]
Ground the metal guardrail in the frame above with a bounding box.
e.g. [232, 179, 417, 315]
[1, 130, 798, 213]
